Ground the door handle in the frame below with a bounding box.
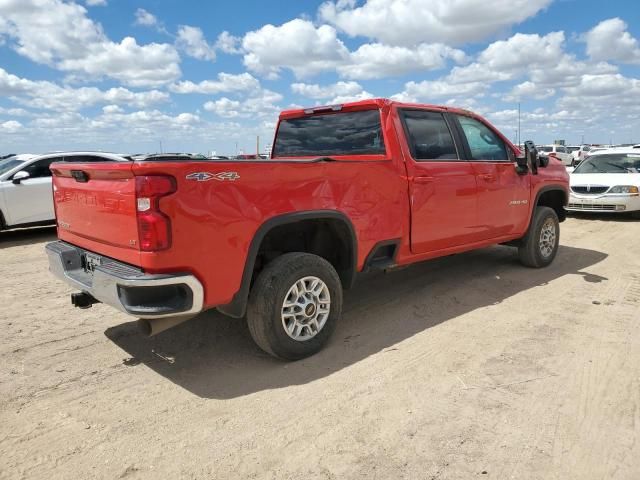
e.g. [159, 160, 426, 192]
[479, 174, 495, 181]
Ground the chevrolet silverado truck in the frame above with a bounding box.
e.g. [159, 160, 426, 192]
[46, 99, 569, 360]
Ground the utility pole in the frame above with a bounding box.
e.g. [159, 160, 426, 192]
[256, 135, 260, 158]
[517, 102, 521, 147]
[159, 140, 163, 153]
[235, 142, 238, 156]
[581, 134, 584, 145]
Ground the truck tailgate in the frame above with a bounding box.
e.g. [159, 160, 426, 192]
[51, 162, 140, 261]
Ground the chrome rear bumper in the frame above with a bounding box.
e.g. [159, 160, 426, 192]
[46, 241, 204, 319]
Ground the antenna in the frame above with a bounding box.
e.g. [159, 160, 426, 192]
[517, 102, 521, 146]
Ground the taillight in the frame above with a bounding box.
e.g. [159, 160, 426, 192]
[135, 175, 176, 251]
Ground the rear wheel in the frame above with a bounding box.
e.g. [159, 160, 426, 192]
[518, 206, 560, 268]
[247, 252, 343, 360]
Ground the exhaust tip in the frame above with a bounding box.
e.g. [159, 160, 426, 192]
[71, 292, 99, 309]
[137, 318, 152, 336]
[137, 315, 192, 337]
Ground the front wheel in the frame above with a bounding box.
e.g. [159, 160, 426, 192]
[247, 252, 343, 360]
[518, 206, 560, 268]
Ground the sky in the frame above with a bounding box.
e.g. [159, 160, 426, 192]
[1, 0, 639, 156]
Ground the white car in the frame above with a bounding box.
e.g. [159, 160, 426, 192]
[566, 145, 591, 164]
[538, 144, 573, 166]
[566, 147, 640, 217]
[0, 151, 125, 230]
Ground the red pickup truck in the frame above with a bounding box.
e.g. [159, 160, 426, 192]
[46, 99, 569, 360]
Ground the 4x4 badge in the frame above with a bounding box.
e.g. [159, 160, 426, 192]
[186, 172, 240, 182]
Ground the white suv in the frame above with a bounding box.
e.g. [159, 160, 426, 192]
[0, 152, 125, 231]
[538, 145, 573, 166]
[0, 154, 56, 229]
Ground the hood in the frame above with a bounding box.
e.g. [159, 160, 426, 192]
[570, 172, 640, 187]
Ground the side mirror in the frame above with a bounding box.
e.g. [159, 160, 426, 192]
[12, 170, 30, 185]
[516, 141, 541, 175]
[515, 151, 528, 172]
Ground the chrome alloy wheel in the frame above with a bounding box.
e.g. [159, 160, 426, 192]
[539, 218, 556, 258]
[281, 276, 331, 341]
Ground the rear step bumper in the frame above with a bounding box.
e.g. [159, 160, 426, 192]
[46, 241, 204, 320]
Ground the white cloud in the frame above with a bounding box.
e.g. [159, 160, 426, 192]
[0, 68, 170, 111]
[319, 0, 552, 46]
[393, 31, 619, 103]
[562, 73, 640, 100]
[445, 32, 566, 86]
[204, 98, 241, 118]
[291, 81, 364, 99]
[170, 72, 260, 94]
[204, 89, 283, 118]
[102, 105, 123, 114]
[503, 81, 555, 102]
[0, 0, 181, 87]
[215, 31, 242, 54]
[584, 18, 640, 64]
[0, 106, 31, 117]
[1, 120, 22, 133]
[242, 19, 349, 78]
[395, 80, 487, 102]
[58, 37, 180, 87]
[134, 8, 158, 27]
[291, 81, 373, 104]
[85, 0, 107, 6]
[339, 42, 466, 79]
[176, 25, 216, 61]
[328, 91, 374, 104]
[241, 18, 464, 80]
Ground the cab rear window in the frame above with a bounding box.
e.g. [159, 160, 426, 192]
[272, 110, 385, 157]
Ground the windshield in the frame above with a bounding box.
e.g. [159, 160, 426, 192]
[539, 146, 553, 153]
[573, 153, 640, 174]
[0, 158, 25, 176]
[272, 110, 386, 157]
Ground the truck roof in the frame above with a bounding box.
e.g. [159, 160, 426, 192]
[279, 98, 478, 119]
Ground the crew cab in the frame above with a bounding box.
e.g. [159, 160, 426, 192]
[46, 99, 569, 360]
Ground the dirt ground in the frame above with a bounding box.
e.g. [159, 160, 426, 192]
[0, 214, 639, 480]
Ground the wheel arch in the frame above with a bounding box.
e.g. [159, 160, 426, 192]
[534, 185, 568, 223]
[217, 210, 357, 319]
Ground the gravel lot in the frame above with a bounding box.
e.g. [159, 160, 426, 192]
[1, 215, 639, 480]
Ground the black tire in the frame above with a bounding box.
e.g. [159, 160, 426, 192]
[247, 252, 343, 360]
[518, 206, 560, 268]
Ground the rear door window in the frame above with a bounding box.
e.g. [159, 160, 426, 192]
[456, 115, 508, 161]
[272, 110, 385, 157]
[400, 110, 458, 161]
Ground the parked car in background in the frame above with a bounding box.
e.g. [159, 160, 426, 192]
[0, 152, 128, 231]
[0, 153, 55, 230]
[566, 145, 591, 165]
[584, 147, 610, 158]
[566, 147, 640, 217]
[538, 144, 573, 165]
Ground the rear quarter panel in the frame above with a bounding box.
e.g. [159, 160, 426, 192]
[132, 160, 408, 307]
